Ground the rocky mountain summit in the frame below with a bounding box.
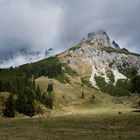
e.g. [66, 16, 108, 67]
[84, 30, 120, 49]
[58, 30, 140, 88]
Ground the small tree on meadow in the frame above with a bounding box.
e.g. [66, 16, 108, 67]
[47, 83, 53, 92]
[81, 92, 84, 99]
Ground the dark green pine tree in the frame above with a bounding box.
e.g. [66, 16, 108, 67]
[36, 85, 42, 101]
[3, 94, 15, 118]
[47, 92, 53, 109]
[24, 87, 35, 117]
[16, 87, 35, 117]
[32, 77, 36, 91]
[0, 80, 2, 92]
[131, 75, 140, 93]
[47, 83, 53, 92]
[46, 83, 54, 109]
[15, 93, 26, 114]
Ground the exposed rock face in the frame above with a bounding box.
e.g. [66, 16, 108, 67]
[58, 30, 140, 88]
[83, 30, 120, 49]
[112, 40, 120, 49]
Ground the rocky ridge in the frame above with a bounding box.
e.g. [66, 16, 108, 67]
[58, 30, 140, 88]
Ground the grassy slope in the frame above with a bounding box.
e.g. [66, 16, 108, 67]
[35, 76, 138, 116]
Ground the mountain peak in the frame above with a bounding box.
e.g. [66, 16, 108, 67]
[87, 29, 107, 38]
[86, 30, 120, 49]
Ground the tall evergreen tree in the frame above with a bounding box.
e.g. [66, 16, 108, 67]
[36, 85, 41, 101]
[16, 93, 26, 114]
[3, 94, 15, 117]
[47, 83, 53, 92]
[131, 75, 140, 93]
[46, 83, 54, 109]
[47, 92, 53, 109]
[16, 87, 35, 117]
[24, 87, 35, 117]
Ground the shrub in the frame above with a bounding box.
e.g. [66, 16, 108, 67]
[63, 64, 79, 77]
[119, 68, 137, 79]
[131, 75, 140, 93]
[69, 44, 82, 51]
[95, 76, 131, 96]
[81, 77, 93, 88]
[94, 76, 107, 92]
[56, 75, 70, 84]
[106, 70, 115, 83]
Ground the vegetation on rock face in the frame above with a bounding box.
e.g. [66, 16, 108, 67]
[95, 76, 131, 96]
[63, 64, 79, 77]
[101, 47, 140, 56]
[81, 77, 93, 88]
[106, 70, 115, 83]
[69, 44, 82, 51]
[55, 75, 70, 84]
[119, 68, 137, 79]
[55, 63, 79, 84]
[118, 68, 140, 94]
[95, 76, 107, 91]
[95, 70, 140, 96]
[131, 75, 140, 93]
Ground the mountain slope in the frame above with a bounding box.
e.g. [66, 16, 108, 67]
[58, 30, 140, 89]
[0, 30, 140, 117]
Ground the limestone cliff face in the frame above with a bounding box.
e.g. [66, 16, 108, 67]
[58, 30, 140, 88]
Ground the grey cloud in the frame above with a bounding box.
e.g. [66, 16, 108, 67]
[0, 0, 63, 59]
[60, 0, 140, 52]
[0, 0, 140, 67]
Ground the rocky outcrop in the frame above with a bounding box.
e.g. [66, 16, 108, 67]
[82, 30, 120, 49]
[58, 30, 140, 88]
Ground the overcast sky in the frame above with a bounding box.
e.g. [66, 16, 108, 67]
[0, 0, 140, 67]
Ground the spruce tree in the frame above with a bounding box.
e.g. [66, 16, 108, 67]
[24, 87, 35, 117]
[3, 94, 15, 117]
[131, 76, 140, 93]
[46, 83, 54, 109]
[16, 87, 35, 117]
[81, 92, 84, 99]
[47, 83, 53, 92]
[16, 93, 26, 114]
[36, 85, 41, 101]
[47, 92, 53, 109]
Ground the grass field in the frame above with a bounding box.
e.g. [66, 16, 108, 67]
[0, 77, 140, 140]
[0, 111, 140, 140]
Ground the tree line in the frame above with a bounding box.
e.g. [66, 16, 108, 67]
[3, 83, 54, 118]
[0, 57, 60, 118]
